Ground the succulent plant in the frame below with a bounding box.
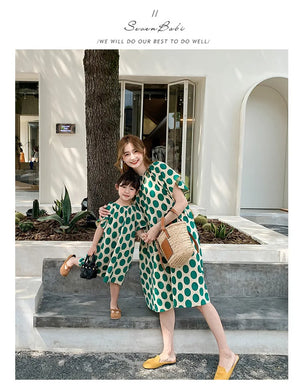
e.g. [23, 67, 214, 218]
[26, 200, 47, 218]
[32, 199, 40, 219]
[15, 211, 26, 220]
[194, 215, 208, 226]
[210, 223, 233, 239]
[202, 223, 212, 232]
[38, 186, 90, 233]
[19, 221, 34, 232]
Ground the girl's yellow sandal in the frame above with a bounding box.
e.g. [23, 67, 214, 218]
[214, 355, 239, 380]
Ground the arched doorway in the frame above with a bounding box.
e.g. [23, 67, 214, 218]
[238, 77, 288, 211]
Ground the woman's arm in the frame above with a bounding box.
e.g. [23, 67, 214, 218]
[99, 205, 110, 218]
[144, 184, 188, 243]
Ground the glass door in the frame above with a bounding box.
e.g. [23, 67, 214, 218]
[119, 80, 196, 200]
[120, 82, 144, 138]
[167, 81, 195, 198]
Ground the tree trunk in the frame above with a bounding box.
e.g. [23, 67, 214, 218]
[83, 50, 120, 216]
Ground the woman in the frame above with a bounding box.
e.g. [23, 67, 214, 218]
[100, 135, 239, 380]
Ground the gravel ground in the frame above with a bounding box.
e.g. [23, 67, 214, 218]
[15, 351, 288, 380]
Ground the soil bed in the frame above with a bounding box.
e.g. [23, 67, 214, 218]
[15, 215, 259, 244]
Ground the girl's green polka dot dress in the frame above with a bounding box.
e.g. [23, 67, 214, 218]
[135, 161, 210, 313]
[79, 202, 146, 285]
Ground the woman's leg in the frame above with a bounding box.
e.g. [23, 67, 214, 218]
[158, 308, 176, 362]
[109, 283, 121, 310]
[196, 303, 237, 371]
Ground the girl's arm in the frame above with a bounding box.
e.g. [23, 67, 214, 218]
[144, 184, 188, 243]
[87, 225, 104, 256]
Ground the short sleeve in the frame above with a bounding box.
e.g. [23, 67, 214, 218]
[155, 161, 189, 195]
[96, 217, 107, 230]
[97, 203, 112, 230]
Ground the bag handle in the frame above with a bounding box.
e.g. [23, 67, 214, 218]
[160, 207, 199, 253]
[160, 207, 178, 238]
[85, 254, 96, 263]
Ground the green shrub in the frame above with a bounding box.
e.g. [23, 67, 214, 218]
[38, 186, 90, 233]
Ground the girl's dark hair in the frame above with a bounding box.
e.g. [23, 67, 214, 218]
[116, 169, 140, 191]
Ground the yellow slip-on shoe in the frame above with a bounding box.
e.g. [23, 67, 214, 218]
[143, 355, 176, 369]
[214, 355, 239, 380]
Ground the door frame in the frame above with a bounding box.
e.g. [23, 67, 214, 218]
[119, 81, 144, 139]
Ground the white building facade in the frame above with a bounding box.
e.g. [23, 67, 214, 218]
[15, 49, 288, 216]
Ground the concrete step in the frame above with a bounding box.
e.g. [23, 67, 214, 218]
[38, 259, 288, 297]
[34, 259, 288, 332]
[34, 294, 287, 331]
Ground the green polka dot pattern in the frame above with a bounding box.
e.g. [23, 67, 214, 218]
[135, 161, 210, 313]
[79, 202, 146, 286]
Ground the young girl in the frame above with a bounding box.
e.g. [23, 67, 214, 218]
[59, 169, 147, 320]
[100, 135, 239, 379]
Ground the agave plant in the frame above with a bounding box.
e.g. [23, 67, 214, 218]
[210, 223, 233, 240]
[38, 186, 90, 233]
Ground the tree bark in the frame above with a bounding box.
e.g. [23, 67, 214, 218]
[83, 50, 120, 216]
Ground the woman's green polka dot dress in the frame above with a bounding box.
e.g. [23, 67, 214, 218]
[80, 202, 146, 286]
[135, 161, 210, 313]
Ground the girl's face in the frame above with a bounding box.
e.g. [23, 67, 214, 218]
[122, 142, 146, 174]
[115, 183, 137, 204]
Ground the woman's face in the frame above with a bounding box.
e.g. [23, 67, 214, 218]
[122, 142, 145, 173]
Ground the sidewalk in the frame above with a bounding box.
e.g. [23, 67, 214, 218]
[15, 351, 288, 380]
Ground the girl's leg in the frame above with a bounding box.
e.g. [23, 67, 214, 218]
[109, 283, 121, 310]
[196, 303, 237, 371]
[66, 256, 81, 267]
[60, 255, 81, 276]
[158, 309, 176, 362]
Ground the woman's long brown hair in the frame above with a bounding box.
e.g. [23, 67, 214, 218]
[114, 135, 152, 173]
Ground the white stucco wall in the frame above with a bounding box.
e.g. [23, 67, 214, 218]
[15, 49, 288, 214]
[15, 50, 86, 206]
[119, 50, 288, 215]
[241, 84, 288, 208]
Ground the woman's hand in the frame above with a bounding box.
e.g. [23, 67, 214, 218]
[87, 245, 97, 256]
[144, 223, 161, 243]
[99, 205, 110, 219]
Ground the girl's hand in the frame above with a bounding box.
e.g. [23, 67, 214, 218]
[99, 205, 110, 219]
[139, 232, 147, 242]
[87, 245, 97, 256]
[144, 224, 161, 243]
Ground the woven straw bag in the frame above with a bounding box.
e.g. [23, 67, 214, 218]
[156, 209, 199, 268]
